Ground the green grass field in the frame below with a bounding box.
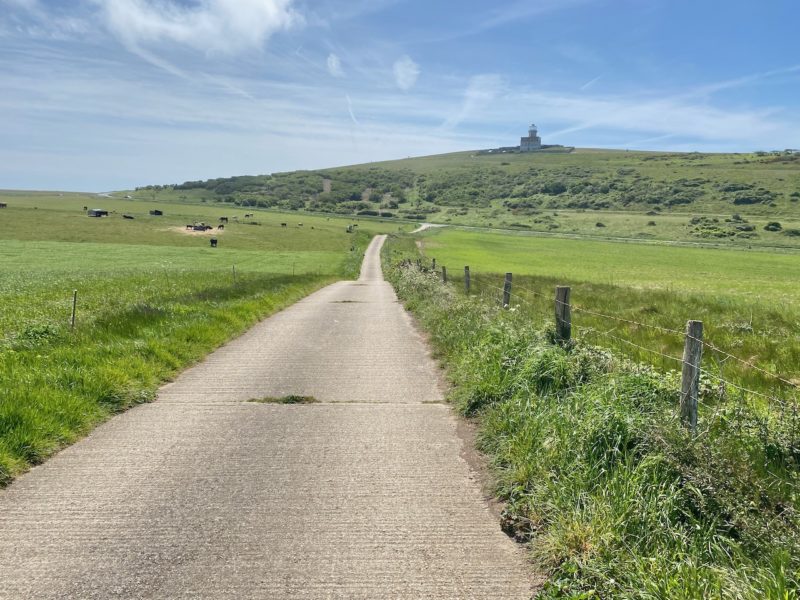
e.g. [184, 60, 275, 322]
[401, 227, 800, 404]
[0, 190, 398, 484]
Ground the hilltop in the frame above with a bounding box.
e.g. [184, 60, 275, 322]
[134, 148, 800, 248]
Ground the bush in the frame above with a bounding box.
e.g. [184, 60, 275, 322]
[764, 222, 782, 232]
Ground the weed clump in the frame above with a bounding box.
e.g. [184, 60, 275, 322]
[249, 395, 318, 404]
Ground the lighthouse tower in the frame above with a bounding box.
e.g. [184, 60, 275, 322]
[520, 124, 542, 152]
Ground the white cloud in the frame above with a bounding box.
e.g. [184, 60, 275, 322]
[345, 93, 359, 125]
[443, 74, 505, 129]
[393, 55, 419, 91]
[580, 75, 602, 91]
[95, 0, 300, 55]
[327, 53, 344, 77]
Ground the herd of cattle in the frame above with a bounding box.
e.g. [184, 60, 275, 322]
[85, 207, 330, 244]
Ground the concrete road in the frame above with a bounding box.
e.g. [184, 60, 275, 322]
[0, 236, 533, 599]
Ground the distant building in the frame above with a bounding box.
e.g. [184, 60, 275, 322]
[475, 123, 572, 156]
[520, 124, 542, 152]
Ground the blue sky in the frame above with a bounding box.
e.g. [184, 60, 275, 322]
[1, 0, 799, 191]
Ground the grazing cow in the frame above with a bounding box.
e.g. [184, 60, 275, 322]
[298, 223, 303, 227]
[186, 224, 193, 230]
[218, 224, 224, 230]
[122, 214, 134, 220]
[281, 223, 287, 227]
[219, 217, 228, 223]
[245, 213, 253, 218]
[210, 238, 218, 248]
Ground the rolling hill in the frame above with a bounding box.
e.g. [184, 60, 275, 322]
[133, 148, 800, 248]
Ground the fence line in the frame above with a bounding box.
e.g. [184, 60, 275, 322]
[418, 261, 799, 429]
[464, 269, 800, 393]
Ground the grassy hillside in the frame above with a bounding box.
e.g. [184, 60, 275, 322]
[128, 148, 800, 249]
[0, 191, 396, 484]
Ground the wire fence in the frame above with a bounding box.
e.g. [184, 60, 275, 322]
[401, 258, 799, 545]
[410, 260, 800, 426]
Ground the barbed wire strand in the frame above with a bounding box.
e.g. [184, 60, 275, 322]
[462, 270, 800, 391]
[434, 269, 799, 410]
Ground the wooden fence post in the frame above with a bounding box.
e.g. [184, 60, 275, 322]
[464, 266, 470, 294]
[442, 266, 447, 283]
[681, 320, 703, 434]
[555, 286, 571, 342]
[71, 290, 78, 330]
[503, 273, 512, 308]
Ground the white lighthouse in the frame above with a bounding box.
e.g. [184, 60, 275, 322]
[520, 124, 542, 152]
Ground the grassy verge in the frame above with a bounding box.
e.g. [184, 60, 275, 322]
[0, 223, 372, 485]
[0, 271, 330, 485]
[384, 236, 799, 599]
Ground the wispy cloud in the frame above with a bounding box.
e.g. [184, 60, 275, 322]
[412, 0, 598, 44]
[95, 0, 301, 55]
[327, 52, 344, 77]
[393, 55, 419, 91]
[443, 74, 505, 130]
[683, 64, 800, 99]
[480, 0, 595, 30]
[345, 93, 359, 125]
[580, 75, 602, 91]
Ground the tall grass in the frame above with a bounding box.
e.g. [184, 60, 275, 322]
[385, 237, 799, 599]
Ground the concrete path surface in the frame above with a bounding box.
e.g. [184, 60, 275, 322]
[0, 236, 533, 599]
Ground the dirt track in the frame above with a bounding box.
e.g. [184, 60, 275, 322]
[0, 235, 533, 599]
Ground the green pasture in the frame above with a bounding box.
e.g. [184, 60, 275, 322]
[0, 190, 390, 485]
[418, 227, 800, 304]
[405, 228, 800, 397]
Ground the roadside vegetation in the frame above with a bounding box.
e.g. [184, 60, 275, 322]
[0, 192, 376, 484]
[414, 227, 800, 397]
[384, 234, 799, 599]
